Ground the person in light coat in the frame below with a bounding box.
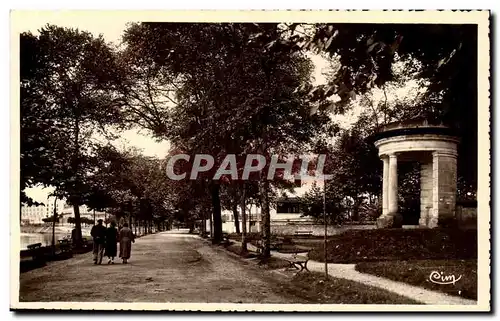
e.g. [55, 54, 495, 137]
[119, 223, 135, 264]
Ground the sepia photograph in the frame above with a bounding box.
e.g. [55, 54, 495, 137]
[10, 10, 490, 312]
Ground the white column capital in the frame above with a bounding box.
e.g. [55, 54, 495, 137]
[432, 150, 458, 158]
[380, 152, 399, 160]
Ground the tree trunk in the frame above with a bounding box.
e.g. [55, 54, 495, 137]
[70, 114, 83, 248]
[51, 197, 57, 256]
[259, 180, 271, 259]
[232, 202, 240, 234]
[240, 185, 248, 253]
[209, 212, 213, 237]
[352, 197, 360, 221]
[211, 183, 223, 244]
[73, 204, 83, 248]
[200, 211, 205, 235]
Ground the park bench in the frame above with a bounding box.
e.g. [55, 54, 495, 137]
[222, 233, 231, 246]
[26, 243, 44, 262]
[81, 237, 91, 248]
[284, 250, 311, 273]
[294, 230, 313, 237]
[58, 239, 73, 256]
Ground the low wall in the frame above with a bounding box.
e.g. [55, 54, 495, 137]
[270, 223, 376, 236]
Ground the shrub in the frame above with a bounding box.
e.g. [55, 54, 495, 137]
[309, 228, 477, 263]
[227, 232, 261, 241]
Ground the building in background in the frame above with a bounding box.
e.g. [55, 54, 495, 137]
[216, 179, 318, 234]
[20, 198, 60, 225]
[59, 204, 107, 225]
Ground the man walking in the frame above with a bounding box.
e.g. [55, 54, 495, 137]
[91, 219, 106, 264]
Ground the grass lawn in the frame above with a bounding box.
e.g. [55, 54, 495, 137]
[258, 256, 291, 270]
[224, 243, 258, 259]
[224, 243, 292, 269]
[308, 228, 477, 263]
[287, 272, 421, 304]
[355, 260, 477, 300]
[276, 244, 311, 253]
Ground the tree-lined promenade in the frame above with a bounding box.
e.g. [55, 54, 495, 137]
[21, 22, 477, 259]
[21, 231, 306, 303]
[19, 229, 476, 304]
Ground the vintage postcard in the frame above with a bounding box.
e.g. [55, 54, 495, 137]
[10, 10, 490, 312]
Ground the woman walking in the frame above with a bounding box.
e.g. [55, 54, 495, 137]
[119, 223, 135, 264]
[105, 221, 119, 264]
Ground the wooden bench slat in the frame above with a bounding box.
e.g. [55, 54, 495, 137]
[27, 243, 42, 249]
[294, 231, 313, 237]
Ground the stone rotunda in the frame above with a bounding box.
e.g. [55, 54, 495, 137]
[373, 120, 460, 228]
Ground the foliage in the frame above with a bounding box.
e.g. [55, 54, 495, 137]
[272, 23, 477, 190]
[80, 145, 178, 229]
[20, 32, 62, 205]
[118, 23, 333, 250]
[299, 126, 382, 223]
[397, 162, 421, 225]
[308, 228, 477, 263]
[67, 216, 94, 225]
[20, 25, 125, 246]
[42, 214, 61, 223]
[298, 182, 346, 224]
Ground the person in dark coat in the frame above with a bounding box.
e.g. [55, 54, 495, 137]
[104, 221, 119, 264]
[90, 219, 106, 264]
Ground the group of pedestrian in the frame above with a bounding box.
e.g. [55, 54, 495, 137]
[90, 219, 135, 265]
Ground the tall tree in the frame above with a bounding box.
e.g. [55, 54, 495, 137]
[20, 25, 124, 246]
[20, 32, 60, 206]
[117, 23, 332, 249]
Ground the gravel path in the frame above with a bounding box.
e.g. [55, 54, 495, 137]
[19, 231, 306, 303]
